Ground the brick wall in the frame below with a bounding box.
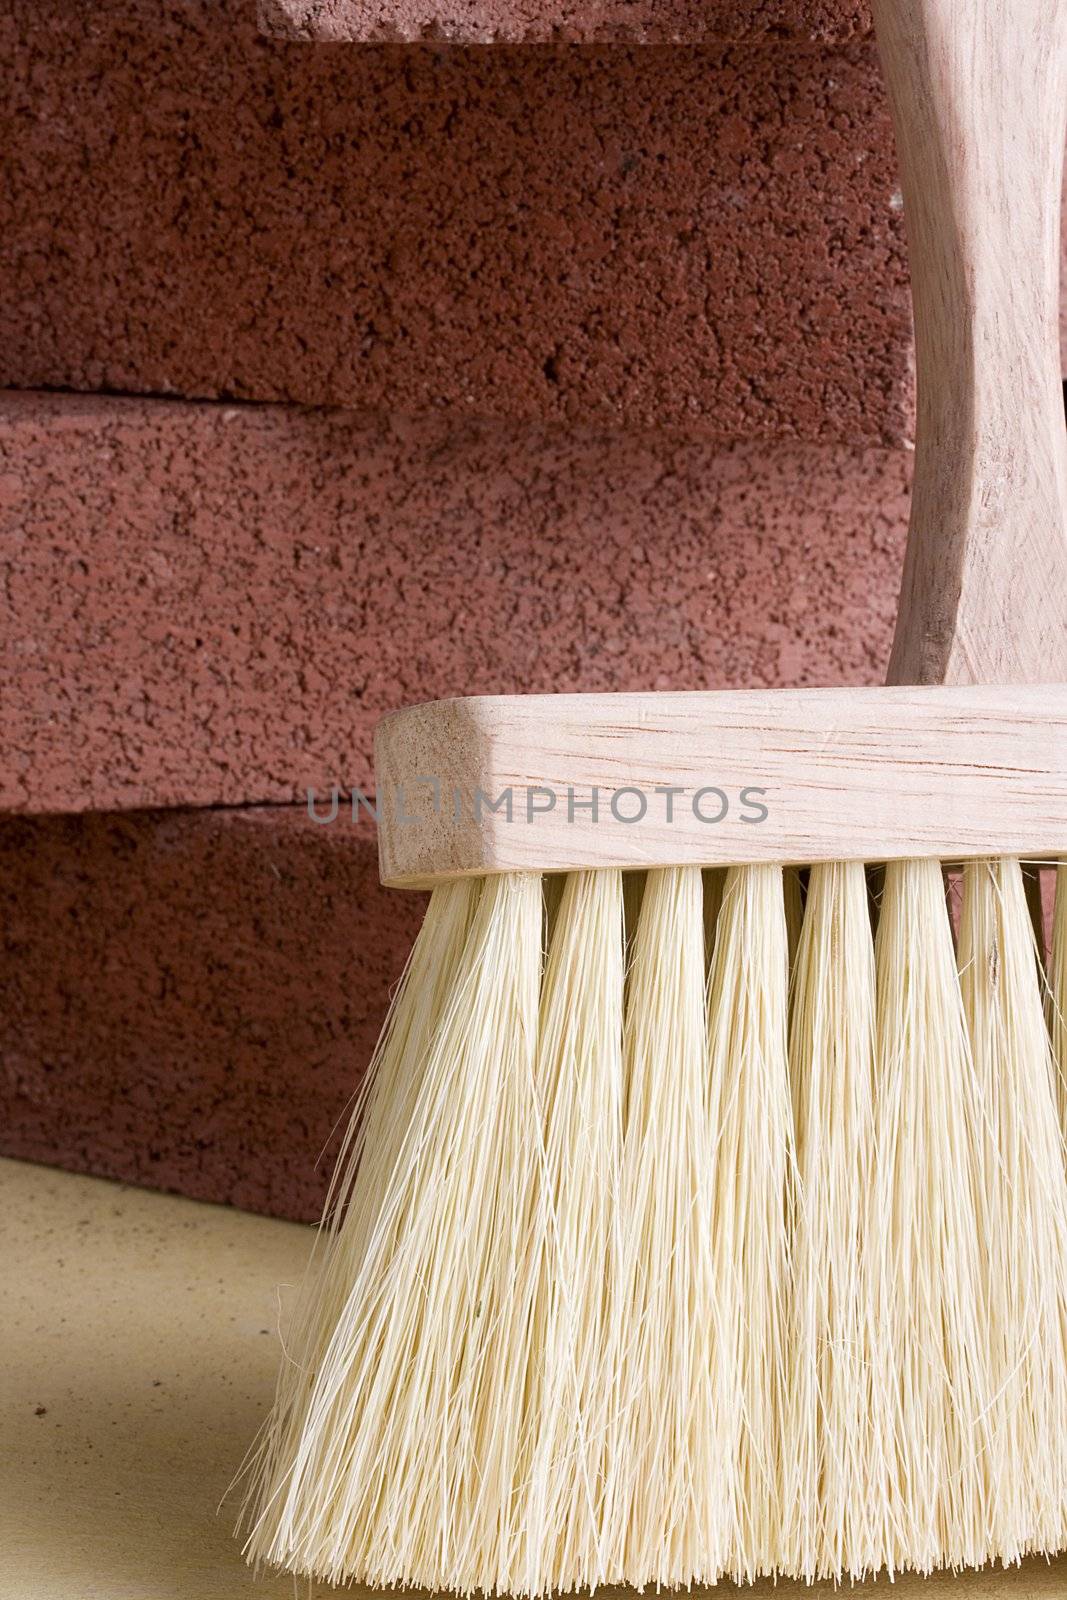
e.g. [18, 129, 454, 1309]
[0, 0, 1060, 1219]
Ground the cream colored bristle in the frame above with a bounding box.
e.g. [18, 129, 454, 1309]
[706, 863, 794, 1581]
[513, 870, 625, 1594]
[246, 847, 1067, 1596]
[240, 877, 478, 1556]
[243, 872, 544, 1594]
[607, 864, 721, 1585]
[316, 878, 479, 1270]
[869, 858, 995, 1575]
[783, 860, 878, 1581]
[958, 858, 1067, 1558]
[1052, 862, 1067, 1136]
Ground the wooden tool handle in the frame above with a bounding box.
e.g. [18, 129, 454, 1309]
[874, 0, 1067, 686]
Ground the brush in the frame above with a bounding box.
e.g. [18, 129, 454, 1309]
[1056, 862, 1067, 1132]
[242, 0, 1067, 1588]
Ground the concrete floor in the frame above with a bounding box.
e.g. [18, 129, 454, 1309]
[2, 1158, 314, 1599]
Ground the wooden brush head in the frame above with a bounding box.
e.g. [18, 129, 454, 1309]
[373, 685, 1067, 887]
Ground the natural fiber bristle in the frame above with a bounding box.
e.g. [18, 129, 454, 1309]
[243, 853, 1067, 1595]
[783, 860, 877, 1581]
[958, 859, 1067, 1559]
[243, 873, 544, 1592]
[609, 865, 719, 1585]
[514, 869, 625, 1594]
[870, 857, 995, 1574]
[1053, 862, 1067, 1136]
[239, 876, 479, 1561]
[706, 863, 794, 1582]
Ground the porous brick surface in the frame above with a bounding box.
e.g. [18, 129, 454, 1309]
[258, 0, 872, 44]
[0, 808, 419, 1219]
[0, 0, 939, 1224]
[2, 393, 911, 815]
[1, 1, 910, 440]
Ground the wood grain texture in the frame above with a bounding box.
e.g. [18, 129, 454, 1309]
[374, 685, 1067, 884]
[4, 1155, 1066, 1599]
[876, 0, 1067, 686]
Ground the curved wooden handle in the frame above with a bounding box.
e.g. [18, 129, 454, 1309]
[874, 0, 1067, 686]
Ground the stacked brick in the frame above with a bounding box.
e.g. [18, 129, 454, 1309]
[0, 0, 1046, 1218]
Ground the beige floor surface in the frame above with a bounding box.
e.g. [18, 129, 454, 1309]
[3, 1156, 1067, 1600]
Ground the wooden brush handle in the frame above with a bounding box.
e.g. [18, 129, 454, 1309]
[874, 0, 1067, 686]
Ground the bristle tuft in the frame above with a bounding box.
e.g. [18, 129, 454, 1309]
[869, 858, 995, 1574]
[1052, 862, 1067, 1139]
[243, 873, 544, 1593]
[240, 877, 479, 1566]
[244, 852, 1067, 1594]
[514, 869, 625, 1594]
[783, 860, 878, 1580]
[707, 863, 794, 1582]
[608, 864, 720, 1585]
[959, 858, 1067, 1559]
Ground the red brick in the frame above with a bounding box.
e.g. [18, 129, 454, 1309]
[1, 393, 911, 815]
[0, 807, 420, 1220]
[258, 0, 872, 44]
[1, 1, 910, 440]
